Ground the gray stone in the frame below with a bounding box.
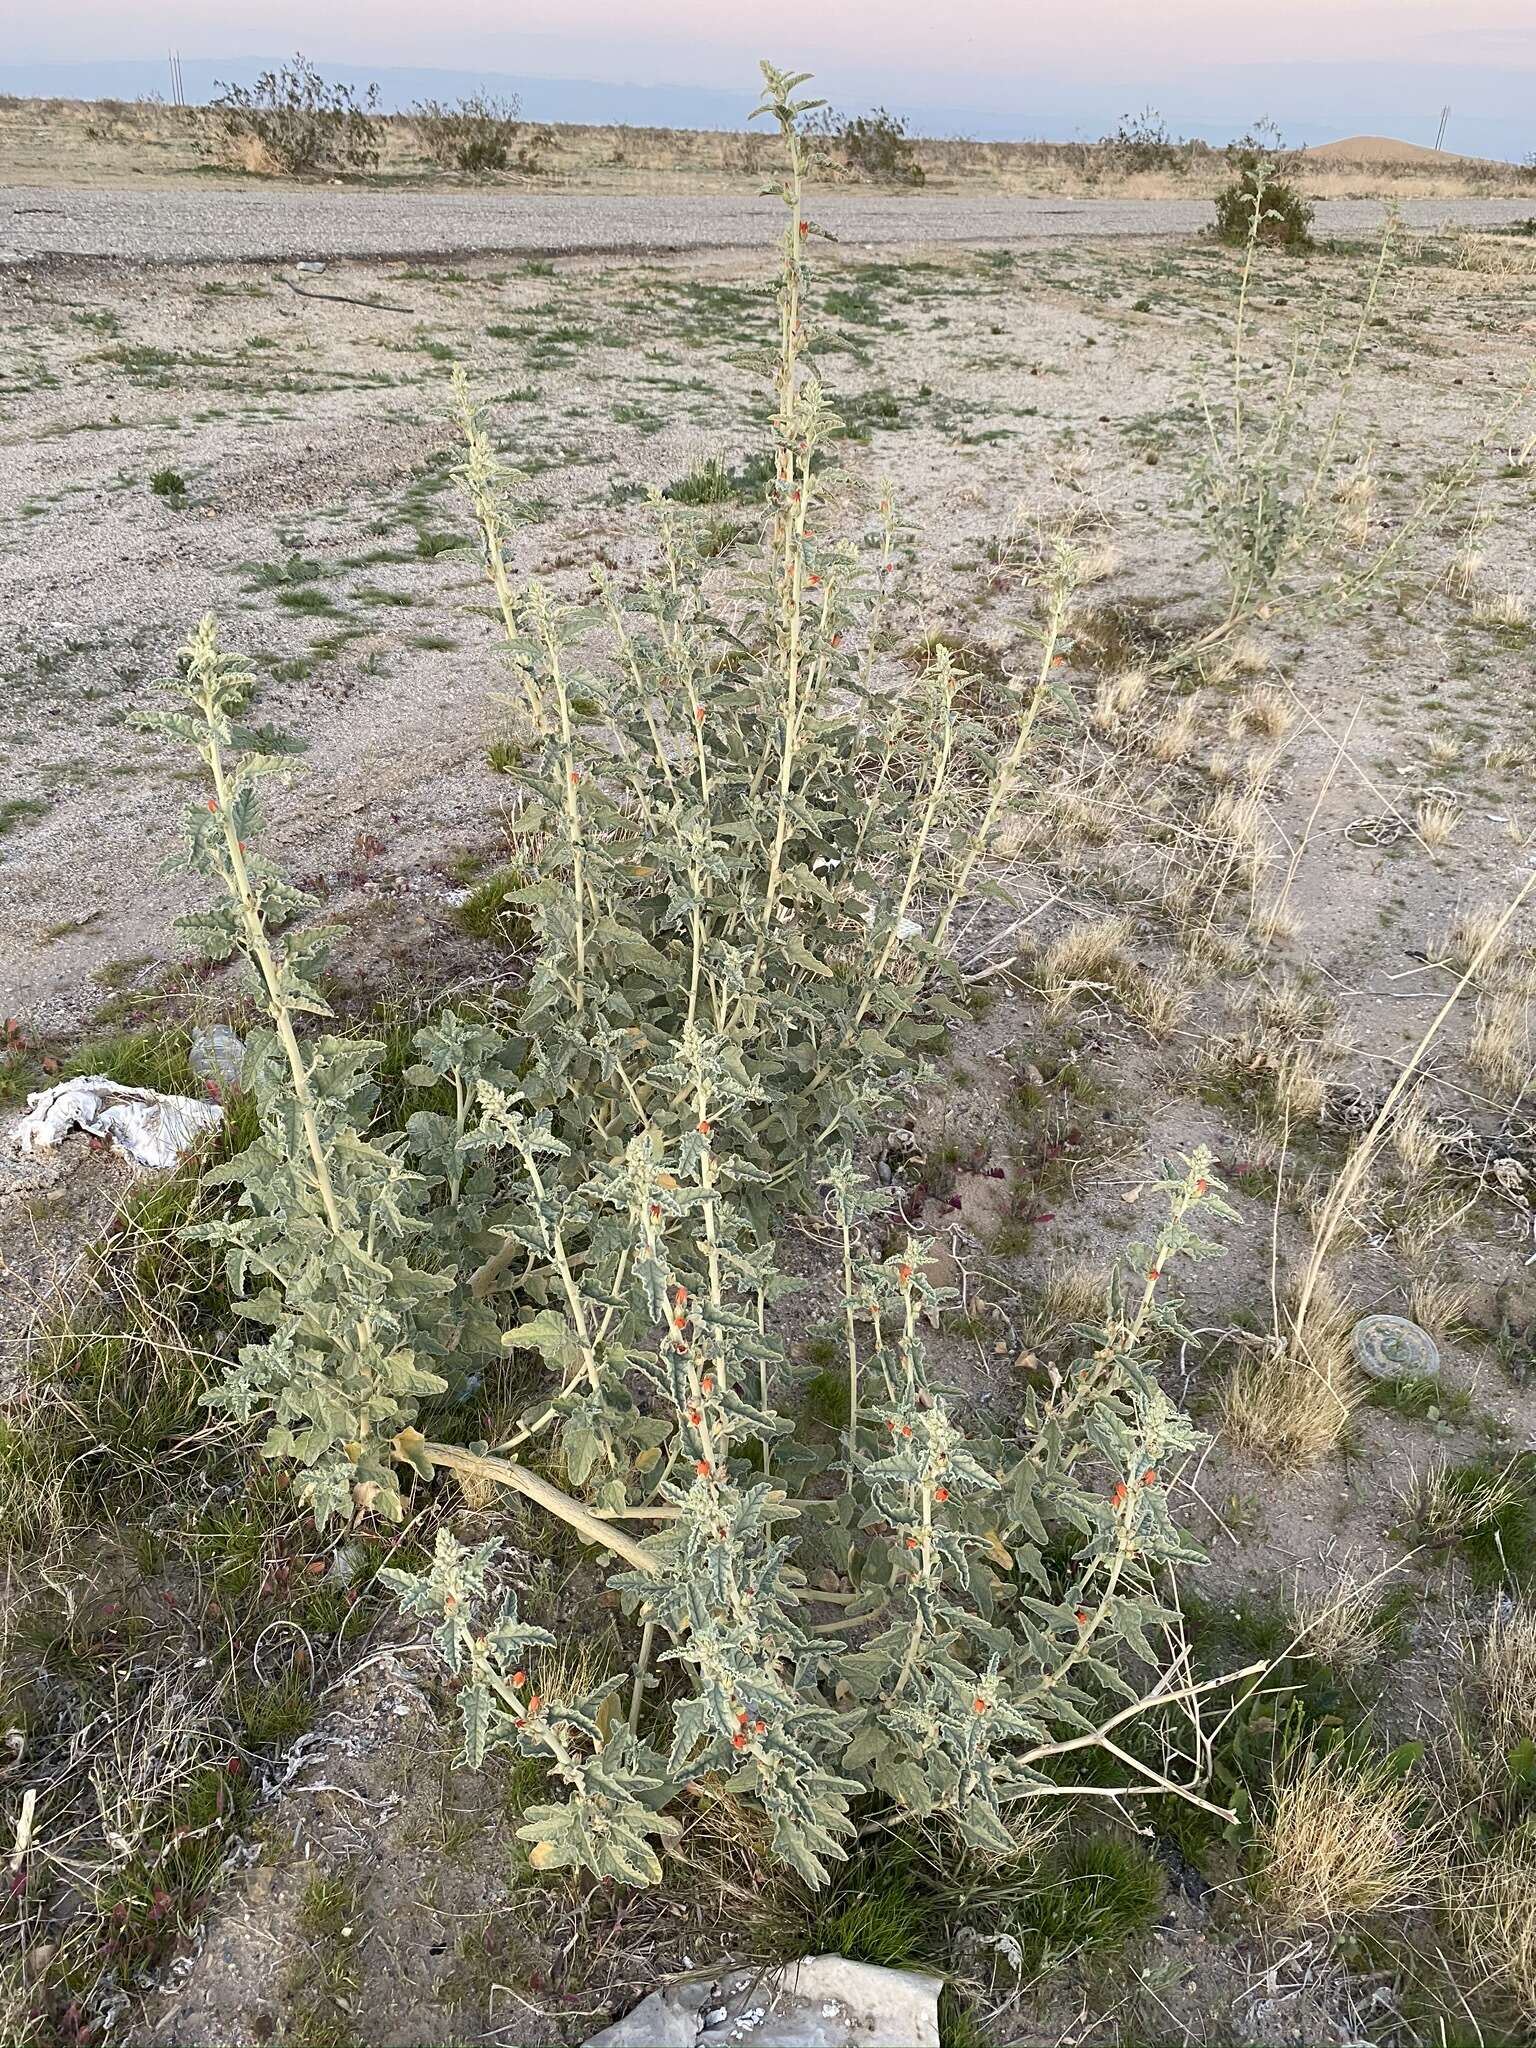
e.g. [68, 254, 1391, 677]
[580, 1954, 943, 2048]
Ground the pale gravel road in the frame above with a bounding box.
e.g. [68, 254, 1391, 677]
[3, 186, 1534, 266]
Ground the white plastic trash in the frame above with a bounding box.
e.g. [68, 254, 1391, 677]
[11, 1075, 223, 1171]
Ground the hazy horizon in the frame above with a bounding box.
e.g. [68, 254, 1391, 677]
[4, 4, 1533, 160]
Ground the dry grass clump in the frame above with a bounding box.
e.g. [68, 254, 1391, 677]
[1467, 1597, 1536, 1752]
[1147, 696, 1200, 763]
[1390, 1101, 1447, 1181]
[1415, 795, 1461, 849]
[1089, 667, 1148, 733]
[1445, 1838, 1536, 2028]
[1471, 587, 1530, 629]
[1217, 635, 1269, 678]
[1018, 1261, 1107, 1351]
[1037, 914, 1134, 1013]
[1218, 1276, 1362, 1466]
[1398, 1457, 1528, 1544]
[1407, 1273, 1479, 1342]
[1285, 1567, 1393, 1674]
[1251, 1747, 1443, 1928]
[1252, 974, 1335, 1038]
[1334, 460, 1377, 546]
[1469, 992, 1531, 1096]
[1447, 900, 1509, 972]
[1441, 904, 1536, 1008]
[1448, 544, 1485, 600]
[1117, 960, 1191, 1034]
[1217, 1343, 1360, 1467]
[1205, 1025, 1334, 1137]
[1228, 684, 1294, 741]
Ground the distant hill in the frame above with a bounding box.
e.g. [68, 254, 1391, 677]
[1303, 134, 1514, 169]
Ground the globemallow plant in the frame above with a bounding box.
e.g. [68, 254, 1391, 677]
[150, 62, 1249, 1888]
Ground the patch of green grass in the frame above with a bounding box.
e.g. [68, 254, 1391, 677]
[63, 1023, 199, 1095]
[277, 587, 344, 617]
[697, 516, 748, 558]
[800, 1839, 939, 1969]
[1431, 1454, 1536, 1588]
[456, 868, 530, 948]
[0, 796, 49, 836]
[802, 1369, 850, 1429]
[664, 456, 735, 505]
[1009, 1834, 1164, 1976]
[415, 530, 469, 560]
[149, 466, 188, 503]
[1369, 1374, 1474, 1427]
[102, 342, 178, 380]
[237, 1669, 322, 1746]
[244, 554, 325, 592]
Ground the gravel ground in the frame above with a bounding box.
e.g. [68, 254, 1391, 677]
[4, 186, 1535, 266]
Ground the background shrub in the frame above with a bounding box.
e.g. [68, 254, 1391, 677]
[411, 93, 530, 175]
[810, 105, 925, 186]
[211, 54, 382, 177]
[1099, 107, 1196, 177]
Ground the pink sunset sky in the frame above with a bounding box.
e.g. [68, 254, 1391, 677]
[5, 1, 1533, 158]
[9, 0, 1532, 77]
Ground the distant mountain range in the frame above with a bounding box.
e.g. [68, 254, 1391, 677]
[2, 55, 1532, 164]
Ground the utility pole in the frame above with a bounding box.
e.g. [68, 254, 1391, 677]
[168, 50, 185, 108]
[1434, 104, 1450, 152]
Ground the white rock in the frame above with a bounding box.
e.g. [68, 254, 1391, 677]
[580, 1955, 942, 2048]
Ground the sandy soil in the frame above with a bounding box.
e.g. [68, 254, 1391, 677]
[4, 211, 1536, 2044]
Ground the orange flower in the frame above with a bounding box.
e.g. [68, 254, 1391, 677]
[898, 1263, 912, 1284]
[1112, 1483, 1129, 1507]
[934, 1486, 949, 1503]
[1142, 1468, 1159, 1487]
[696, 1458, 711, 1476]
[511, 1670, 526, 1687]
[972, 1696, 987, 1715]
[1074, 1608, 1088, 1625]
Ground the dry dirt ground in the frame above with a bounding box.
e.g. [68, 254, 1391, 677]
[3, 208, 1536, 2046]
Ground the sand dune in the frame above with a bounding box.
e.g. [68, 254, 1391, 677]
[1304, 133, 1513, 169]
